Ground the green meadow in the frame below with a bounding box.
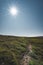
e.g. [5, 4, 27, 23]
[0, 35, 43, 65]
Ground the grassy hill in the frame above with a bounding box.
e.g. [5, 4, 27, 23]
[0, 35, 43, 65]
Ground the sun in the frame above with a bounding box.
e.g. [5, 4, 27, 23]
[9, 7, 18, 15]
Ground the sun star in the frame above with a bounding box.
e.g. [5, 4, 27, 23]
[9, 7, 18, 15]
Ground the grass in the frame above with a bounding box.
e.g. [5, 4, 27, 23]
[0, 35, 43, 65]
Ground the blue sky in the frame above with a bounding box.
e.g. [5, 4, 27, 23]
[0, 0, 43, 37]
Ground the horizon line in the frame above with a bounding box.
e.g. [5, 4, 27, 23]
[0, 34, 43, 37]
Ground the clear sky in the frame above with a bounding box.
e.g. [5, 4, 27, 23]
[0, 0, 43, 37]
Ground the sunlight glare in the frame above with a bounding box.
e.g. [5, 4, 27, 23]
[10, 7, 18, 15]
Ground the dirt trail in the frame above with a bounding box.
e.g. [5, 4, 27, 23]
[20, 44, 32, 65]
